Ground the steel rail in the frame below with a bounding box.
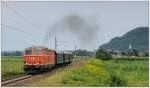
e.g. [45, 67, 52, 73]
[1, 74, 33, 86]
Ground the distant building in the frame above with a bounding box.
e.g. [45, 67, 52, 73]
[138, 52, 145, 57]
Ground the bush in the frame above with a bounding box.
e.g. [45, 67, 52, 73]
[96, 49, 112, 60]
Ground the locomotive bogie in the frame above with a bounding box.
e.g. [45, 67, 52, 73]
[24, 64, 55, 73]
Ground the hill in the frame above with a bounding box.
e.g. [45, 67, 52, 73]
[99, 27, 149, 52]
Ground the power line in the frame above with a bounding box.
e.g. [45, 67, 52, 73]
[2, 3, 45, 33]
[2, 17, 44, 35]
[2, 3, 62, 48]
[2, 24, 38, 37]
[75, 40, 77, 56]
[2, 24, 42, 46]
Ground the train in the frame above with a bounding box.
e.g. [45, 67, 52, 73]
[23, 46, 73, 73]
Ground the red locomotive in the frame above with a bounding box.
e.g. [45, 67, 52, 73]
[23, 46, 73, 73]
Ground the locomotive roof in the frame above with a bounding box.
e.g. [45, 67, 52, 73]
[31, 46, 46, 48]
[25, 46, 54, 51]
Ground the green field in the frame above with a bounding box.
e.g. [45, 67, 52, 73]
[1, 56, 25, 80]
[1, 56, 89, 80]
[29, 58, 149, 87]
[1, 56, 149, 87]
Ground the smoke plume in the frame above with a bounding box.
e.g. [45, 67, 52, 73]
[44, 14, 100, 46]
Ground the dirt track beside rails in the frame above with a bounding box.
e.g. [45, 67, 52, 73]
[4, 58, 88, 87]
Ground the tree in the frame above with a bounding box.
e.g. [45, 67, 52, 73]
[121, 52, 126, 56]
[144, 52, 149, 57]
[132, 49, 139, 56]
[1, 51, 23, 56]
[96, 49, 112, 60]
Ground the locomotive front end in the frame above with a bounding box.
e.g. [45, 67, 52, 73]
[23, 46, 55, 73]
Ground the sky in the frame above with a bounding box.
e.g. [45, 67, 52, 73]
[1, 1, 148, 51]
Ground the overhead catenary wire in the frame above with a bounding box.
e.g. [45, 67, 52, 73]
[2, 3, 45, 33]
[2, 24, 44, 47]
[1, 24, 40, 47]
[2, 3, 64, 48]
[2, 17, 44, 35]
[2, 24, 38, 37]
[2, 3, 48, 46]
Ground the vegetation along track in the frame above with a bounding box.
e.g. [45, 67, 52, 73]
[2, 57, 88, 87]
[1, 63, 72, 87]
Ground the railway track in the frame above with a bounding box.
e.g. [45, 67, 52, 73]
[1, 59, 85, 87]
[1, 74, 34, 86]
[1, 64, 70, 87]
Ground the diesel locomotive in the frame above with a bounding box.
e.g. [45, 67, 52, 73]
[23, 46, 73, 73]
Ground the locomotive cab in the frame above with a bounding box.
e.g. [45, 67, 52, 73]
[23, 46, 55, 73]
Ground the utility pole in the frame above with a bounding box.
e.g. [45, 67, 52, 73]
[75, 40, 77, 56]
[55, 36, 57, 51]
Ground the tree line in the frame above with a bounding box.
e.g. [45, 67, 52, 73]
[95, 49, 149, 60]
[1, 51, 23, 56]
[1, 49, 95, 57]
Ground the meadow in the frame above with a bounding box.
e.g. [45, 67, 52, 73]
[1, 56, 149, 86]
[29, 58, 149, 87]
[1, 56, 25, 80]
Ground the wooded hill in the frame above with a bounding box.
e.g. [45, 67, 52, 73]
[99, 27, 149, 53]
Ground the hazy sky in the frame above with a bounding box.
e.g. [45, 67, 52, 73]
[2, 1, 148, 51]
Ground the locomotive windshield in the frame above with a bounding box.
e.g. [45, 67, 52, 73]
[25, 49, 32, 55]
[34, 48, 40, 55]
[24, 47, 51, 55]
